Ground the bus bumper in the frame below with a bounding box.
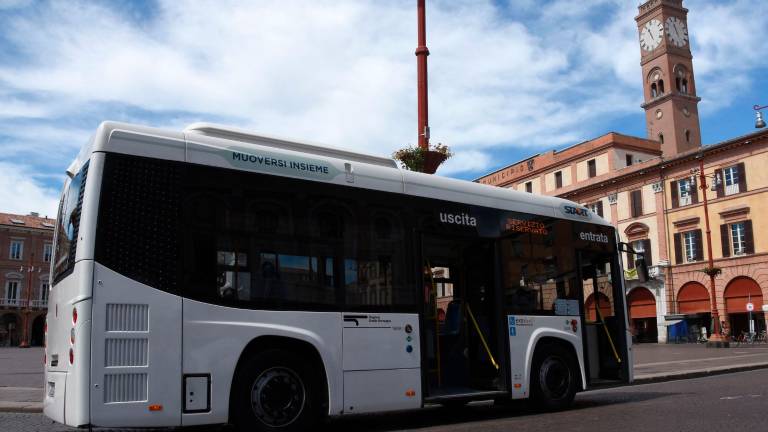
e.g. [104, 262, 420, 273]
[43, 371, 67, 425]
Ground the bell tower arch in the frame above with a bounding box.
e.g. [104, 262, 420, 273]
[636, 0, 701, 157]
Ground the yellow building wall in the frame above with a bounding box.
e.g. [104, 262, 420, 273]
[666, 150, 768, 259]
[617, 191, 630, 220]
[545, 167, 571, 192]
[575, 153, 610, 182]
[642, 184, 656, 214]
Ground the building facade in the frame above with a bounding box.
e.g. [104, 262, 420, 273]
[476, 0, 768, 343]
[0, 212, 55, 346]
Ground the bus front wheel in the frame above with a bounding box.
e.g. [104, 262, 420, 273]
[233, 349, 317, 432]
[530, 344, 578, 411]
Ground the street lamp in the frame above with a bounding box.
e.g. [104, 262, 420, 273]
[685, 154, 728, 347]
[755, 104, 767, 129]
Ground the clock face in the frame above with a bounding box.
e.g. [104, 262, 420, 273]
[640, 19, 664, 52]
[666, 17, 688, 47]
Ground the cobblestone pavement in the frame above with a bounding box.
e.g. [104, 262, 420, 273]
[2, 369, 767, 432]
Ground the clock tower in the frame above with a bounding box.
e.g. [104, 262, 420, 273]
[636, 0, 701, 157]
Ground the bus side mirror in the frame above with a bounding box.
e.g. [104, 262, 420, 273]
[634, 256, 650, 283]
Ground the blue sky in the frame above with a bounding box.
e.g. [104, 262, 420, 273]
[0, 0, 766, 217]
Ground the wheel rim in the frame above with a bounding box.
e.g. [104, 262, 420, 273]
[251, 367, 306, 427]
[539, 355, 571, 400]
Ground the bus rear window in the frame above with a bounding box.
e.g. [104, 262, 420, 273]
[53, 162, 89, 283]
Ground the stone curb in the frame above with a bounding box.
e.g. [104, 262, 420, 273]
[0, 401, 43, 413]
[633, 361, 768, 385]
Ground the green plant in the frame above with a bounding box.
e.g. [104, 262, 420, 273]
[700, 266, 722, 277]
[392, 143, 452, 173]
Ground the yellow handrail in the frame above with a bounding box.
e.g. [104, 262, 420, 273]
[594, 304, 622, 364]
[465, 303, 500, 371]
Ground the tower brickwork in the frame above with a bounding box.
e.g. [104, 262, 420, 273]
[636, 0, 702, 157]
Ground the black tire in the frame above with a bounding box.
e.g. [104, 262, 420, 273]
[530, 344, 578, 411]
[232, 349, 318, 432]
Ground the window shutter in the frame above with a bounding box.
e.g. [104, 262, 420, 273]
[694, 230, 704, 261]
[588, 160, 596, 178]
[674, 232, 682, 264]
[630, 190, 643, 217]
[641, 239, 652, 265]
[744, 220, 754, 254]
[671, 181, 679, 208]
[737, 162, 747, 193]
[597, 200, 604, 217]
[690, 178, 699, 204]
[720, 224, 730, 257]
[715, 169, 725, 198]
[627, 251, 635, 269]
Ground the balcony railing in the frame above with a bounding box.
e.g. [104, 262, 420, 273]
[0, 299, 49, 308]
[31, 299, 48, 308]
[0, 298, 26, 307]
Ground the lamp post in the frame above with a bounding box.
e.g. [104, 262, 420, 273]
[18, 253, 35, 348]
[755, 104, 767, 129]
[686, 155, 728, 347]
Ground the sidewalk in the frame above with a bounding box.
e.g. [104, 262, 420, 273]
[632, 342, 768, 383]
[2, 344, 768, 413]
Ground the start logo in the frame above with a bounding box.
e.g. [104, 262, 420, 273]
[561, 203, 592, 219]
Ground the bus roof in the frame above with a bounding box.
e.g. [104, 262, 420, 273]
[77, 120, 612, 228]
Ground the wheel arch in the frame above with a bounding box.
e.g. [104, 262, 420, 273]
[529, 334, 585, 391]
[228, 335, 330, 421]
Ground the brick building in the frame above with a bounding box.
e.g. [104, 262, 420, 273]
[0, 212, 55, 346]
[477, 0, 768, 342]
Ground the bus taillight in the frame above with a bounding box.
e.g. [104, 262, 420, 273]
[70, 328, 75, 345]
[72, 307, 78, 325]
[69, 348, 74, 365]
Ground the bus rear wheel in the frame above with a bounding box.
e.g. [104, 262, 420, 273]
[530, 344, 578, 411]
[233, 349, 317, 432]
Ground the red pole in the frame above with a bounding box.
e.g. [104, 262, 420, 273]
[416, 0, 430, 150]
[700, 158, 725, 345]
[18, 252, 34, 348]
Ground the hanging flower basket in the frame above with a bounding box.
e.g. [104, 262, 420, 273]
[393, 142, 452, 174]
[700, 266, 722, 277]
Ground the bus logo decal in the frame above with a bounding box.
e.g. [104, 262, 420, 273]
[343, 315, 368, 326]
[561, 203, 592, 219]
[225, 148, 341, 180]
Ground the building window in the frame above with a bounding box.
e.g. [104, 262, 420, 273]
[685, 129, 690, 143]
[626, 154, 633, 167]
[731, 223, 746, 255]
[627, 239, 651, 269]
[677, 178, 694, 206]
[723, 165, 741, 195]
[658, 133, 664, 144]
[651, 83, 658, 98]
[4, 280, 20, 304]
[658, 80, 665, 94]
[9, 240, 23, 260]
[587, 159, 597, 178]
[721, 220, 753, 257]
[684, 231, 697, 262]
[586, 201, 604, 217]
[43, 243, 53, 263]
[630, 189, 643, 218]
[525, 181, 533, 193]
[40, 282, 50, 304]
[554, 171, 563, 189]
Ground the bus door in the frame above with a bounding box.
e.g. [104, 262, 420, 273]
[421, 234, 506, 402]
[577, 250, 630, 386]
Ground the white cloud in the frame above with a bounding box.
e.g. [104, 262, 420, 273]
[0, 0, 765, 198]
[0, 162, 59, 217]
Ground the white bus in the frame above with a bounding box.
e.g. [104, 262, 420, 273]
[45, 121, 633, 431]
